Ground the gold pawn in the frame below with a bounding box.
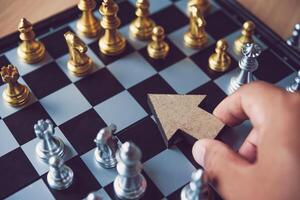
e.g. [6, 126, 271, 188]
[208, 39, 231, 72]
[1, 65, 31, 107]
[77, 0, 101, 38]
[184, 6, 208, 49]
[147, 26, 170, 59]
[129, 0, 155, 40]
[99, 0, 126, 56]
[17, 18, 45, 64]
[64, 31, 93, 76]
[188, 0, 210, 14]
[234, 21, 255, 54]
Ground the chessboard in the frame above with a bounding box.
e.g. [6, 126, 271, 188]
[0, 0, 299, 200]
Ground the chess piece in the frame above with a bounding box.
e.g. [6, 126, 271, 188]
[286, 70, 300, 93]
[147, 26, 169, 59]
[34, 119, 65, 162]
[94, 124, 119, 168]
[114, 142, 147, 199]
[129, 0, 155, 40]
[77, 0, 101, 38]
[229, 43, 262, 94]
[17, 18, 45, 63]
[0, 65, 31, 106]
[287, 23, 300, 48]
[86, 192, 103, 200]
[47, 156, 74, 190]
[188, 0, 210, 15]
[181, 169, 212, 200]
[234, 20, 255, 54]
[64, 31, 93, 76]
[184, 6, 207, 49]
[99, 0, 126, 55]
[208, 39, 231, 72]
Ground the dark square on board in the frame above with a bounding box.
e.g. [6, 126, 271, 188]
[0, 148, 39, 199]
[75, 68, 124, 106]
[128, 74, 176, 114]
[3, 102, 54, 145]
[206, 10, 240, 40]
[118, 1, 136, 27]
[23, 61, 71, 99]
[40, 26, 73, 59]
[139, 38, 186, 71]
[59, 109, 107, 155]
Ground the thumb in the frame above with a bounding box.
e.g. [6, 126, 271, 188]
[192, 139, 250, 199]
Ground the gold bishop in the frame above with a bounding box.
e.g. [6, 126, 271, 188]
[64, 31, 93, 76]
[234, 20, 255, 54]
[99, 0, 126, 56]
[129, 0, 155, 40]
[188, 0, 210, 14]
[1, 65, 31, 106]
[184, 6, 207, 49]
[77, 0, 101, 38]
[208, 39, 231, 72]
[147, 26, 170, 59]
[17, 18, 45, 64]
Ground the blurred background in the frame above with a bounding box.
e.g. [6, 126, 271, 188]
[0, 0, 299, 39]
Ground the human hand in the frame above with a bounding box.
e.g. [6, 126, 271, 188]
[192, 81, 300, 200]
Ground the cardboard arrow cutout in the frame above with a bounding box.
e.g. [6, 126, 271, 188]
[148, 94, 224, 147]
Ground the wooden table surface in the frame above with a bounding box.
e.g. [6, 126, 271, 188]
[0, 0, 299, 39]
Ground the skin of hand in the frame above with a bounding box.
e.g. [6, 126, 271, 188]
[192, 81, 300, 200]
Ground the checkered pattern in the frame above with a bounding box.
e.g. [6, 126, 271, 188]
[0, 0, 297, 199]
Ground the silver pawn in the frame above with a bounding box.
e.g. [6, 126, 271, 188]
[286, 70, 300, 93]
[181, 169, 211, 200]
[94, 124, 118, 168]
[114, 142, 147, 200]
[229, 43, 262, 94]
[287, 24, 300, 48]
[86, 192, 103, 200]
[34, 119, 64, 162]
[47, 155, 74, 190]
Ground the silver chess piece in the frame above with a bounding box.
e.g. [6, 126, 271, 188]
[287, 23, 300, 48]
[181, 169, 211, 200]
[47, 155, 74, 190]
[86, 192, 103, 200]
[94, 124, 119, 168]
[229, 43, 262, 94]
[34, 119, 64, 162]
[286, 70, 300, 93]
[114, 142, 147, 200]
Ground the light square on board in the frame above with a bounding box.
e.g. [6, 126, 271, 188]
[56, 48, 104, 83]
[5, 179, 55, 200]
[107, 52, 157, 89]
[0, 120, 19, 157]
[214, 67, 241, 95]
[81, 148, 118, 187]
[159, 58, 210, 94]
[94, 90, 147, 132]
[5, 48, 53, 76]
[0, 77, 37, 119]
[21, 127, 77, 176]
[276, 70, 298, 89]
[68, 20, 99, 45]
[129, 0, 173, 14]
[40, 84, 92, 125]
[143, 146, 196, 196]
[119, 25, 148, 50]
[88, 188, 112, 200]
[168, 25, 215, 57]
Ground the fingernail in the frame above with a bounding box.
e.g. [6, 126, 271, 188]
[192, 140, 206, 167]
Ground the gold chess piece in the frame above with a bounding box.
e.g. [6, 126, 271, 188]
[77, 0, 101, 38]
[147, 26, 170, 59]
[188, 0, 210, 14]
[64, 31, 93, 76]
[99, 0, 126, 56]
[184, 6, 208, 49]
[234, 20, 255, 54]
[17, 18, 45, 64]
[1, 65, 31, 107]
[208, 39, 231, 72]
[129, 0, 155, 40]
